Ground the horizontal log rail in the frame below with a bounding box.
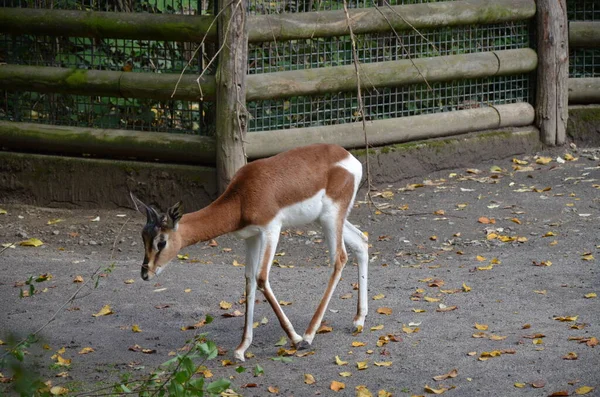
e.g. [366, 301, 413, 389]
[569, 78, 600, 104]
[0, 49, 537, 102]
[0, 0, 535, 43]
[0, 121, 216, 165]
[246, 48, 537, 101]
[0, 103, 535, 163]
[569, 21, 600, 48]
[245, 103, 536, 159]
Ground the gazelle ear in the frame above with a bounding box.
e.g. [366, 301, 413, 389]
[130, 192, 160, 224]
[166, 201, 183, 229]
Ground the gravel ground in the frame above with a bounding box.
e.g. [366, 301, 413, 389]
[1, 147, 599, 397]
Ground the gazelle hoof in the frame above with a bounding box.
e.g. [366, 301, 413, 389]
[233, 350, 246, 362]
[296, 340, 311, 350]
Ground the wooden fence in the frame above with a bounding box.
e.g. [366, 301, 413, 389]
[0, 0, 581, 189]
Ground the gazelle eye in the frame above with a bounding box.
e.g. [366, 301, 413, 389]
[157, 241, 166, 250]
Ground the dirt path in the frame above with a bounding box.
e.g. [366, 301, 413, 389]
[1, 148, 599, 396]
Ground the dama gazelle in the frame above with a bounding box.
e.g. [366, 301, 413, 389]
[130, 144, 369, 361]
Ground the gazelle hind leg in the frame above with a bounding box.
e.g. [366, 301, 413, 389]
[256, 229, 304, 347]
[234, 235, 260, 362]
[344, 220, 369, 330]
[302, 208, 348, 346]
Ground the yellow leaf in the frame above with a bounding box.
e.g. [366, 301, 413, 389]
[376, 307, 392, 315]
[73, 275, 84, 283]
[378, 391, 392, 397]
[78, 347, 94, 354]
[374, 361, 392, 367]
[279, 300, 292, 306]
[330, 380, 346, 392]
[47, 219, 64, 225]
[512, 158, 528, 165]
[220, 301, 232, 310]
[575, 386, 594, 395]
[132, 324, 142, 333]
[339, 371, 352, 377]
[584, 293, 597, 299]
[267, 386, 279, 394]
[553, 315, 578, 322]
[563, 352, 578, 360]
[536, 156, 552, 165]
[412, 308, 426, 313]
[232, 259, 244, 267]
[335, 356, 348, 366]
[381, 191, 394, 199]
[373, 294, 385, 300]
[19, 238, 44, 247]
[424, 384, 448, 394]
[582, 254, 594, 261]
[177, 254, 189, 260]
[0, 208, 6, 214]
[356, 385, 373, 397]
[92, 305, 113, 317]
[544, 231, 557, 237]
[317, 324, 333, 334]
[462, 283, 471, 292]
[533, 338, 543, 345]
[402, 325, 419, 334]
[356, 361, 368, 370]
[432, 368, 458, 381]
[477, 265, 494, 271]
[476, 255, 487, 262]
[124, 279, 135, 284]
[184, 288, 192, 293]
[352, 341, 366, 347]
[56, 355, 71, 366]
[489, 334, 507, 341]
[304, 373, 315, 385]
[50, 386, 69, 395]
[511, 217, 521, 224]
[370, 324, 384, 331]
[474, 323, 488, 331]
[424, 296, 440, 303]
[514, 383, 526, 388]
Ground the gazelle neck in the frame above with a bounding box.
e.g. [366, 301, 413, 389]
[177, 195, 242, 248]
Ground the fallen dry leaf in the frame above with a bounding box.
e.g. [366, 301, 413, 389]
[548, 391, 570, 396]
[219, 301, 232, 310]
[514, 383, 526, 388]
[475, 323, 488, 331]
[335, 356, 348, 366]
[432, 368, 458, 381]
[373, 293, 385, 300]
[376, 307, 392, 315]
[317, 324, 333, 334]
[78, 347, 94, 354]
[92, 305, 113, 317]
[356, 361, 368, 370]
[50, 386, 69, 395]
[304, 373, 315, 385]
[554, 315, 578, 322]
[531, 380, 546, 388]
[330, 381, 346, 392]
[575, 386, 594, 395]
[352, 341, 366, 347]
[356, 385, 373, 397]
[131, 324, 142, 333]
[19, 238, 44, 247]
[584, 293, 597, 299]
[73, 275, 84, 283]
[536, 156, 553, 165]
[339, 371, 352, 377]
[424, 384, 448, 394]
[374, 361, 392, 367]
[267, 386, 279, 394]
[370, 324, 384, 331]
[563, 352, 578, 360]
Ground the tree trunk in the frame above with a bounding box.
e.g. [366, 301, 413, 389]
[536, 0, 568, 146]
[215, 0, 248, 193]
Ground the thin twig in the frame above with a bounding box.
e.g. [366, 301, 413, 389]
[0, 218, 130, 361]
[170, 0, 232, 99]
[375, 1, 433, 91]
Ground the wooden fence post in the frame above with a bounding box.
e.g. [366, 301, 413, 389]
[215, 0, 248, 193]
[535, 0, 568, 146]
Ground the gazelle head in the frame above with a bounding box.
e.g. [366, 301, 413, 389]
[130, 193, 183, 281]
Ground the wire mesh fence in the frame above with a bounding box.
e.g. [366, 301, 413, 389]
[247, 0, 532, 132]
[0, 0, 215, 135]
[0, 0, 534, 137]
[568, 0, 600, 78]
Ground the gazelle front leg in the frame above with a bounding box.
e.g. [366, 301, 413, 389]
[234, 235, 260, 362]
[256, 229, 304, 348]
[344, 220, 369, 330]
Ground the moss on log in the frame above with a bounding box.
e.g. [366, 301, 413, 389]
[248, 0, 535, 42]
[569, 78, 600, 104]
[0, 8, 217, 42]
[569, 22, 600, 48]
[0, 121, 216, 165]
[246, 49, 537, 101]
[0, 65, 216, 101]
[245, 103, 535, 158]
